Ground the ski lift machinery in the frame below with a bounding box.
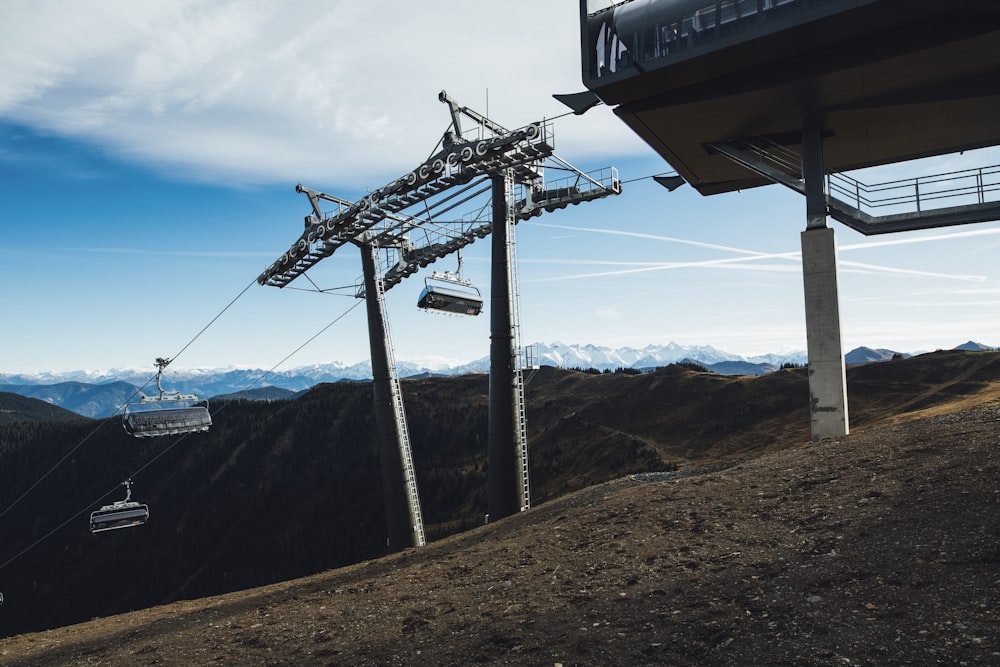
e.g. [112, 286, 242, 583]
[89, 480, 149, 533]
[416, 253, 484, 316]
[122, 358, 212, 437]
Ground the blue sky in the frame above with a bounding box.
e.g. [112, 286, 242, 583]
[2, 0, 999, 375]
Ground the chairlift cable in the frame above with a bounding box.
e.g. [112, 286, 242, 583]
[0, 298, 364, 572]
[621, 172, 678, 185]
[123, 291, 363, 471]
[545, 109, 577, 123]
[166, 278, 257, 364]
[282, 284, 357, 296]
[0, 420, 118, 523]
[0, 374, 165, 522]
[120, 279, 258, 437]
[420, 179, 491, 218]
[423, 183, 493, 223]
[0, 280, 256, 527]
[127, 298, 364, 483]
[0, 480, 124, 572]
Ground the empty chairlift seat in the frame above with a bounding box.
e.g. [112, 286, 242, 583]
[90, 502, 150, 533]
[123, 403, 212, 437]
[90, 480, 149, 533]
[417, 272, 483, 316]
[122, 357, 213, 438]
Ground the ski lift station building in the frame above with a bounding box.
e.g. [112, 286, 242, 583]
[580, 0, 1000, 195]
[574, 0, 1000, 440]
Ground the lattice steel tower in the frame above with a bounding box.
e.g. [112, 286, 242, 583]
[258, 92, 619, 550]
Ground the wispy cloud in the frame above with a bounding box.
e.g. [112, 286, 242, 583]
[67, 247, 276, 258]
[0, 1, 643, 188]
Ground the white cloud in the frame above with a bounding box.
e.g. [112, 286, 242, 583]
[0, 0, 644, 187]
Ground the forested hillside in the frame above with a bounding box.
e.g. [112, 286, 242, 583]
[0, 392, 86, 425]
[2, 350, 999, 638]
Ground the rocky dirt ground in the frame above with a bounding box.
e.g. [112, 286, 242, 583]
[2, 402, 999, 666]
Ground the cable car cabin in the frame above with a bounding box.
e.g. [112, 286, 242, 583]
[123, 402, 212, 438]
[90, 501, 150, 533]
[417, 283, 483, 316]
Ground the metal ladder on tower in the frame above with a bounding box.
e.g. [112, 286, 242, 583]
[374, 271, 427, 546]
[505, 174, 531, 512]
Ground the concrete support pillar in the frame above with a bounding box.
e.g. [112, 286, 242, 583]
[801, 128, 849, 440]
[801, 228, 850, 439]
[487, 173, 520, 520]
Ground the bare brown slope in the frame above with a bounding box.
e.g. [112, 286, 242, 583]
[524, 349, 1000, 488]
[2, 398, 998, 665]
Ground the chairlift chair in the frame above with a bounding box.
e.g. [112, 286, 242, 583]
[90, 480, 149, 533]
[416, 253, 483, 316]
[122, 358, 212, 437]
[417, 272, 484, 316]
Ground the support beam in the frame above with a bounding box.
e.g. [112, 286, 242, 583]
[488, 174, 520, 520]
[361, 244, 423, 551]
[803, 129, 829, 230]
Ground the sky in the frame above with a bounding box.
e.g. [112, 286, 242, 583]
[2, 0, 1000, 376]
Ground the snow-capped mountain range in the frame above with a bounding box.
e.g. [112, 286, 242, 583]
[1, 340, 993, 419]
[2, 341, 802, 390]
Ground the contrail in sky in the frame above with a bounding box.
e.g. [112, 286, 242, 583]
[533, 222, 776, 256]
[529, 222, 995, 282]
[838, 226, 1000, 250]
[535, 221, 1000, 254]
[839, 260, 985, 282]
[525, 253, 801, 282]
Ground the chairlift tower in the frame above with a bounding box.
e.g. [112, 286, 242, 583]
[488, 170, 531, 516]
[258, 92, 620, 548]
[573, 0, 1000, 441]
[359, 240, 425, 549]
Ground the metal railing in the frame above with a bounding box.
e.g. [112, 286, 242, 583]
[827, 164, 1000, 218]
[717, 135, 1000, 221]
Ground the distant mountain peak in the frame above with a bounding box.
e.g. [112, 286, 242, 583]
[954, 340, 994, 352]
[9, 340, 998, 418]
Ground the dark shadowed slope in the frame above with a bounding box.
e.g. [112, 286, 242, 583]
[1, 350, 999, 655]
[0, 392, 87, 424]
[1, 400, 997, 666]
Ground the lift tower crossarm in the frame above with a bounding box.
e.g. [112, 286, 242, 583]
[439, 89, 510, 138]
[256, 92, 623, 291]
[296, 184, 353, 222]
[257, 122, 555, 288]
[254, 91, 623, 554]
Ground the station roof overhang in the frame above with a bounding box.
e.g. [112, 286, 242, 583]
[583, 0, 1000, 195]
